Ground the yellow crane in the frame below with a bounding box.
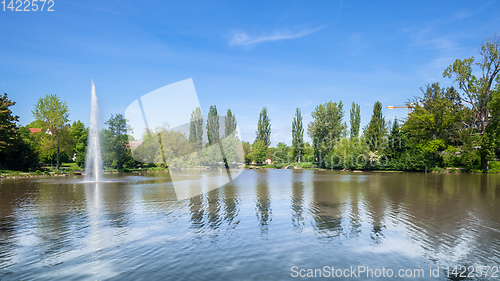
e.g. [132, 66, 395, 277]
[386, 103, 420, 115]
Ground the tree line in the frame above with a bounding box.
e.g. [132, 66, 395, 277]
[0, 35, 498, 172]
[244, 35, 500, 172]
[0, 92, 135, 172]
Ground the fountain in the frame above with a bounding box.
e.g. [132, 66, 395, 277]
[85, 81, 103, 182]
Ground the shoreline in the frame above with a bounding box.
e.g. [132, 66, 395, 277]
[2, 166, 498, 179]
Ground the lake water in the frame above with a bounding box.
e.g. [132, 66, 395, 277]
[1, 170, 500, 280]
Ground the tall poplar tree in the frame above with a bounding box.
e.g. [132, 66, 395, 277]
[207, 105, 219, 145]
[189, 107, 203, 144]
[225, 109, 237, 137]
[256, 107, 271, 147]
[350, 102, 361, 138]
[364, 101, 387, 151]
[292, 107, 304, 162]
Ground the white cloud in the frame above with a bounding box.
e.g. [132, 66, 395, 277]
[229, 27, 325, 47]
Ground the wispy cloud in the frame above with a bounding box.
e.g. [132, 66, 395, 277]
[229, 26, 325, 47]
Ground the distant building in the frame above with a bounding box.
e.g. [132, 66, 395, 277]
[264, 158, 273, 165]
[29, 128, 42, 135]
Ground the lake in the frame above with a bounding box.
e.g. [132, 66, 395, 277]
[1, 170, 499, 280]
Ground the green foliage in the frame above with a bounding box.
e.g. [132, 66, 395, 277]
[0, 93, 38, 171]
[189, 107, 203, 145]
[32, 93, 71, 170]
[443, 146, 460, 167]
[207, 105, 219, 145]
[364, 101, 387, 151]
[404, 83, 463, 145]
[488, 161, 500, 173]
[308, 101, 346, 166]
[443, 35, 500, 170]
[256, 107, 271, 147]
[251, 140, 267, 164]
[225, 109, 237, 137]
[350, 102, 361, 139]
[273, 142, 290, 163]
[242, 141, 251, 164]
[292, 108, 304, 162]
[71, 120, 87, 168]
[102, 114, 134, 170]
[325, 138, 371, 170]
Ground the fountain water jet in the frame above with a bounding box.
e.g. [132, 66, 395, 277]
[85, 81, 103, 182]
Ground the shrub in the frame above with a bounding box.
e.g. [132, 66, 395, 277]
[489, 161, 500, 173]
[298, 162, 311, 169]
[35, 170, 42, 175]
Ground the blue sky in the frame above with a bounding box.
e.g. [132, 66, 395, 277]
[1, 0, 499, 145]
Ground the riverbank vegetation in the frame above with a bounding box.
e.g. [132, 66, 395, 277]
[1, 35, 499, 174]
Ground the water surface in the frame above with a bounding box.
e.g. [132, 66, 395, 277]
[1, 170, 499, 280]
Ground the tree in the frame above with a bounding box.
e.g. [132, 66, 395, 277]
[307, 101, 346, 165]
[189, 107, 203, 145]
[0, 94, 37, 170]
[251, 140, 267, 164]
[443, 34, 500, 171]
[71, 120, 88, 168]
[206, 105, 219, 145]
[292, 108, 304, 162]
[256, 107, 271, 147]
[242, 141, 252, 164]
[103, 114, 131, 170]
[225, 109, 237, 137]
[364, 101, 387, 151]
[32, 94, 70, 170]
[0, 93, 18, 163]
[274, 142, 290, 163]
[403, 83, 463, 149]
[350, 102, 361, 138]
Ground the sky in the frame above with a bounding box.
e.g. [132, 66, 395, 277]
[1, 0, 499, 145]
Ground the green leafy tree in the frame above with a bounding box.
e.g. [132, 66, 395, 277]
[251, 140, 267, 164]
[256, 107, 271, 147]
[189, 107, 203, 144]
[103, 114, 132, 170]
[292, 108, 304, 162]
[307, 101, 346, 166]
[364, 101, 387, 151]
[443, 34, 500, 171]
[242, 141, 252, 164]
[206, 105, 219, 145]
[404, 83, 463, 144]
[71, 121, 88, 168]
[225, 109, 237, 137]
[32, 94, 71, 170]
[274, 142, 290, 163]
[350, 102, 361, 139]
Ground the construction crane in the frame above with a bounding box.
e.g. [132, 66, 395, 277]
[386, 103, 420, 115]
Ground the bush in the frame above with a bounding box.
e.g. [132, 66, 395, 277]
[35, 170, 42, 175]
[274, 163, 283, 169]
[443, 146, 460, 167]
[489, 161, 500, 173]
[298, 162, 311, 169]
[44, 170, 50, 175]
